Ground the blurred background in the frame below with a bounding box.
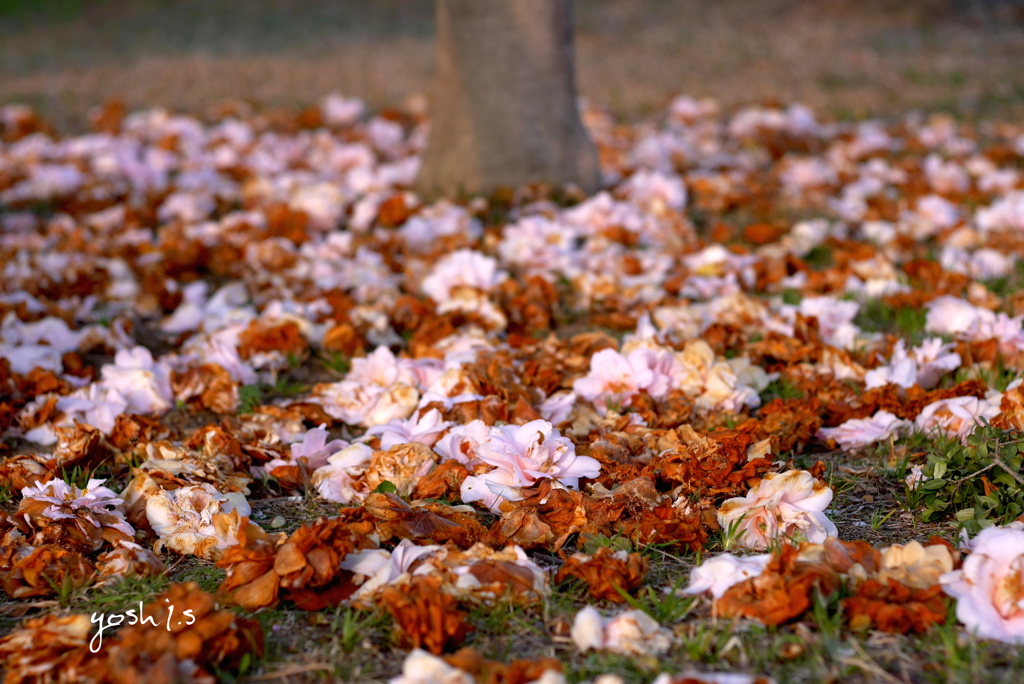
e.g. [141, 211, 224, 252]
[3, 0, 1024, 131]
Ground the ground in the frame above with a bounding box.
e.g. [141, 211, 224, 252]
[4, 2, 1024, 684]
[4, 0, 1024, 130]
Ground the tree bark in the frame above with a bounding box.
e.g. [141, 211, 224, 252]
[415, 0, 601, 199]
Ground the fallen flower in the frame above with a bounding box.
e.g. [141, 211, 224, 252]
[555, 547, 649, 603]
[460, 420, 601, 513]
[17, 477, 134, 552]
[681, 552, 772, 599]
[941, 525, 1024, 643]
[715, 544, 840, 625]
[382, 575, 474, 654]
[844, 578, 948, 634]
[877, 540, 955, 590]
[571, 606, 672, 656]
[144, 483, 256, 559]
[0, 614, 106, 683]
[717, 470, 838, 550]
[817, 410, 910, 451]
[389, 648, 474, 684]
[914, 395, 1001, 444]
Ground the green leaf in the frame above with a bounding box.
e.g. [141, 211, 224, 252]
[932, 461, 947, 480]
[955, 508, 975, 521]
[372, 481, 397, 494]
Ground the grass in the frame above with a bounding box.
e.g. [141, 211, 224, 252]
[853, 298, 928, 344]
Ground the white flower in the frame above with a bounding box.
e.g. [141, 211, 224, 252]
[941, 526, 1024, 643]
[925, 296, 992, 337]
[342, 539, 443, 605]
[144, 483, 253, 559]
[538, 390, 577, 425]
[312, 346, 421, 427]
[311, 443, 374, 503]
[717, 470, 837, 550]
[388, 649, 474, 684]
[433, 419, 490, 466]
[818, 410, 910, 451]
[571, 607, 672, 656]
[905, 465, 929, 491]
[54, 384, 129, 436]
[421, 249, 506, 303]
[99, 346, 174, 415]
[681, 553, 771, 599]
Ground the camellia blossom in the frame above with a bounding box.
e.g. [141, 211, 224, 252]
[878, 540, 955, 590]
[366, 408, 453, 450]
[914, 396, 1001, 444]
[144, 483, 253, 559]
[940, 525, 1024, 643]
[817, 410, 910, 451]
[265, 423, 348, 474]
[865, 338, 962, 390]
[717, 470, 838, 550]
[20, 478, 135, 542]
[571, 606, 672, 656]
[388, 649, 474, 684]
[420, 249, 508, 329]
[681, 553, 772, 599]
[432, 419, 490, 466]
[573, 347, 681, 410]
[312, 346, 423, 427]
[342, 539, 444, 606]
[311, 443, 375, 503]
[99, 346, 174, 415]
[459, 420, 601, 512]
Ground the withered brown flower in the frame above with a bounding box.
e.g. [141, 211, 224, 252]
[0, 543, 95, 599]
[715, 544, 840, 625]
[105, 582, 264, 683]
[363, 491, 491, 549]
[382, 575, 473, 654]
[217, 516, 373, 611]
[0, 614, 107, 684]
[555, 546, 649, 602]
[843, 579, 948, 634]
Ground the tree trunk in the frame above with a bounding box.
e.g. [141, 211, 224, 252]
[415, 0, 601, 199]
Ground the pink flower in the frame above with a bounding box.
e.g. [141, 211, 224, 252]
[573, 347, 681, 410]
[926, 296, 990, 336]
[681, 553, 771, 599]
[915, 396, 1001, 444]
[941, 526, 1024, 643]
[817, 410, 909, 451]
[433, 419, 490, 466]
[266, 423, 348, 474]
[20, 478, 134, 539]
[366, 409, 452, 450]
[717, 470, 837, 550]
[538, 390, 577, 425]
[459, 420, 601, 512]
